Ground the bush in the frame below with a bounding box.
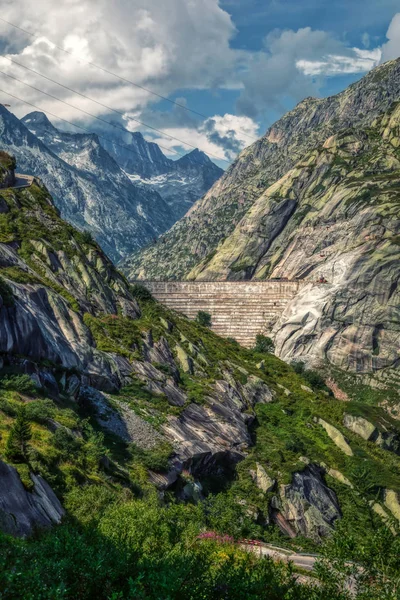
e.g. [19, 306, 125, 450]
[290, 361, 305, 374]
[130, 441, 173, 472]
[5, 405, 32, 462]
[254, 334, 274, 354]
[53, 427, 81, 458]
[0, 374, 37, 395]
[26, 399, 55, 423]
[196, 311, 212, 328]
[79, 230, 94, 244]
[130, 283, 154, 302]
[0, 275, 14, 307]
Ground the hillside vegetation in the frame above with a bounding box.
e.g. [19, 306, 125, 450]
[0, 160, 400, 596]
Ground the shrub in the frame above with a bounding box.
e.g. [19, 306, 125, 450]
[0, 275, 14, 307]
[254, 334, 274, 354]
[130, 283, 154, 302]
[196, 311, 212, 328]
[0, 374, 38, 395]
[291, 361, 305, 374]
[53, 427, 81, 458]
[5, 405, 32, 462]
[26, 399, 55, 423]
[130, 441, 173, 472]
[79, 230, 94, 244]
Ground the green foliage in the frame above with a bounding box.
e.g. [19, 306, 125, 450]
[53, 427, 81, 458]
[0, 275, 14, 307]
[254, 334, 275, 354]
[25, 399, 55, 423]
[0, 267, 42, 286]
[130, 283, 154, 302]
[0, 374, 37, 395]
[130, 441, 173, 472]
[317, 517, 400, 599]
[196, 310, 212, 327]
[82, 423, 108, 472]
[5, 405, 32, 462]
[79, 230, 94, 244]
[0, 150, 16, 171]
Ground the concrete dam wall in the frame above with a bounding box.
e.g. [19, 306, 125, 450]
[142, 281, 303, 347]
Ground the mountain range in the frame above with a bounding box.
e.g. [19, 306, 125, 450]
[0, 107, 222, 262]
[126, 58, 400, 376]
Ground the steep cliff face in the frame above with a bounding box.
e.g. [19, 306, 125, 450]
[127, 58, 400, 280]
[186, 102, 400, 373]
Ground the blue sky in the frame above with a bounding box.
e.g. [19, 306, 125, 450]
[1, 0, 399, 168]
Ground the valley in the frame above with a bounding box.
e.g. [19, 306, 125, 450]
[1, 46, 400, 599]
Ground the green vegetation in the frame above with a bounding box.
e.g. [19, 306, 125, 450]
[0, 150, 16, 171]
[196, 310, 212, 327]
[0, 275, 14, 307]
[254, 334, 275, 354]
[0, 485, 398, 599]
[5, 405, 32, 462]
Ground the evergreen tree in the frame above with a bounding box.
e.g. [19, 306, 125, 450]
[5, 405, 32, 462]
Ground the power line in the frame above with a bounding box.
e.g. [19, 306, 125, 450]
[2, 56, 230, 164]
[0, 16, 259, 143]
[0, 87, 225, 178]
[0, 70, 230, 171]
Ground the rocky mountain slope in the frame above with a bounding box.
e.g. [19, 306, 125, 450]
[0, 108, 222, 263]
[186, 102, 400, 373]
[101, 132, 223, 221]
[0, 107, 173, 262]
[127, 58, 400, 279]
[1, 156, 400, 551]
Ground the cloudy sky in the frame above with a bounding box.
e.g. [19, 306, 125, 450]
[0, 0, 399, 167]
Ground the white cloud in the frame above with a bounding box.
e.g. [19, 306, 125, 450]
[0, 0, 240, 121]
[297, 48, 381, 76]
[136, 113, 259, 162]
[381, 13, 400, 62]
[0, 1, 398, 162]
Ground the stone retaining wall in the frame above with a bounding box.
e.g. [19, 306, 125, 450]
[142, 281, 303, 347]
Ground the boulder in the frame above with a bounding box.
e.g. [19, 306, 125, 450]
[343, 414, 377, 441]
[252, 463, 275, 493]
[276, 464, 341, 540]
[318, 418, 353, 456]
[0, 460, 64, 538]
[384, 489, 400, 520]
[175, 345, 194, 374]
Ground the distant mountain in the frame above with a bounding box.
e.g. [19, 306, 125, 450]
[0, 107, 173, 261]
[0, 108, 222, 262]
[100, 131, 223, 221]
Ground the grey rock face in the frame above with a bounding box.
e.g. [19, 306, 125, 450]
[0, 460, 64, 538]
[275, 464, 341, 540]
[100, 133, 223, 223]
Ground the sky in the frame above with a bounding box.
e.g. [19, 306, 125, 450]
[0, 0, 399, 168]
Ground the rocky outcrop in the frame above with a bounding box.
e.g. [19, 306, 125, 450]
[177, 102, 400, 373]
[273, 465, 341, 540]
[0, 460, 64, 538]
[318, 419, 353, 456]
[343, 414, 378, 441]
[384, 489, 400, 521]
[251, 463, 276, 493]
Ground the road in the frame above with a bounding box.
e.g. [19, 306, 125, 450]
[241, 542, 317, 572]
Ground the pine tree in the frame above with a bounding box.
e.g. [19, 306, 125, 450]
[5, 405, 32, 462]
